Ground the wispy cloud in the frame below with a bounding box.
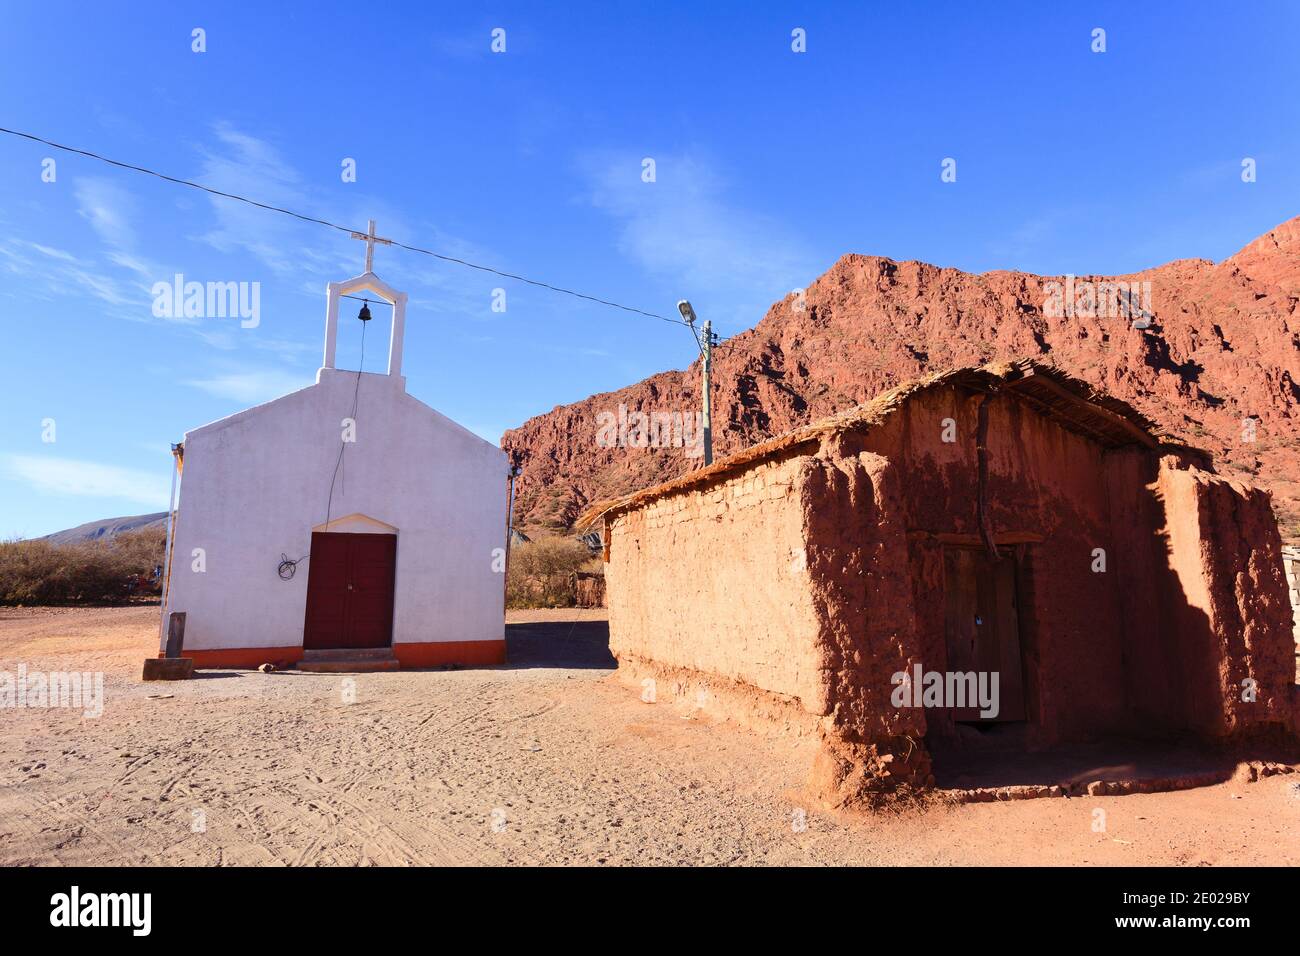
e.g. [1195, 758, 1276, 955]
[192, 123, 505, 323]
[189, 326, 318, 360]
[4, 455, 170, 507]
[195, 123, 319, 276]
[581, 150, 817, 330]
[15, 123, 508, 343]
[18, 180, 161, 310]
[250, 336, 321, 360]
[0, 238, 137, 307]
[75, 177, 138, 250]
[184, 366, 309, 404]
[28, 242, 78, 263]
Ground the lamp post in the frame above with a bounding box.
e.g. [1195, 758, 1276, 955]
[678, 299, 716, 466]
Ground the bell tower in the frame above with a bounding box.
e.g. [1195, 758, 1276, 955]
[321, 219, 409, 386]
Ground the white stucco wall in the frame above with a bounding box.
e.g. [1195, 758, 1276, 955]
[166, 367, 509, 651]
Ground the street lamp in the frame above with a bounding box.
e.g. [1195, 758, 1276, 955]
[677, 299, 712, 465]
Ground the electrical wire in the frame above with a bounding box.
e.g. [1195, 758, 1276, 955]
[0, 126, 782, 421]
[0, 125, 688, 327]
[0, 124, 782, 377]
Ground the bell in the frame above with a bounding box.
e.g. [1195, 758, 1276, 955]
[357, 300, 372, 322]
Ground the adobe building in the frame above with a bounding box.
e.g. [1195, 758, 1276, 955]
[580, 360, 1297, 804]
[160, 226, 510, 670]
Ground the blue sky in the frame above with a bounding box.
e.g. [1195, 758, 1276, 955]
[1, 1, 1297, 537]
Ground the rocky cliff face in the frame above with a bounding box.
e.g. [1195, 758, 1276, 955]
[502, 217, 1300, 540]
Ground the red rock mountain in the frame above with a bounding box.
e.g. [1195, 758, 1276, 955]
[503, 217, 1300, 541]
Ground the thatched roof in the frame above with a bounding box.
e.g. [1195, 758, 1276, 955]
[575, 358, 1196, 530]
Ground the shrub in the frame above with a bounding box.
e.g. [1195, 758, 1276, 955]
[505, 534, 596, 609]
[0, 528, 167, 605]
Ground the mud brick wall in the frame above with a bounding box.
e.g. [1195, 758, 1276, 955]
[1156, 464, 1295, 737]
[801, 448, 934, 800]
[604, 453, 827, 713]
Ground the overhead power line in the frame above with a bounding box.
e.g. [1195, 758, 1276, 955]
[0, 125, 687, 327]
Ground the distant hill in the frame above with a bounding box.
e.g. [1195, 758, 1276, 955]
[42, 512, 168, 546]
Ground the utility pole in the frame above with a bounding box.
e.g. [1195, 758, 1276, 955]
[677, 300, 716, 466]
[503, 461, 521, 606]
[157, 442, 183, 655]
[700, 317, 714, 465]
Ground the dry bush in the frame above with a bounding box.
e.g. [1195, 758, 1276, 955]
[0, 528, 167, 605]
[505, 534, 593, 608]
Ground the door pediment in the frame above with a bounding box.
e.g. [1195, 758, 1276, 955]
[313, 513, 397, 535]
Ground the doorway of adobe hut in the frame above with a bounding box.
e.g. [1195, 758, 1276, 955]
[302, 516, 397, 651]
[941, 545, 1028, 726]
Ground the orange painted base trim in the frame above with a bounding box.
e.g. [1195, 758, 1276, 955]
[160, 641, 506, 669]
[393, 640, 507, 668]
[162, 646, 305, 669]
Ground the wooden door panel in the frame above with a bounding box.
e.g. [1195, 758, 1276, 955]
[303, 532, 349, 649]
[942, 547, 1026, 722]
[344, 534, 396, 649]
[993, 558, 1026, 720]
[943, 549, 980, 675]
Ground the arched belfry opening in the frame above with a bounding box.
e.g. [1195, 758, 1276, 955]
[321, 220, 409, 384]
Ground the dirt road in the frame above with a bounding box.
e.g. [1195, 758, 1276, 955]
[1, 606, 1296, 866]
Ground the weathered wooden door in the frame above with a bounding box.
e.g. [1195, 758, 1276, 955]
[942, 548, 1026, 721]
[303, 532, 396, 649]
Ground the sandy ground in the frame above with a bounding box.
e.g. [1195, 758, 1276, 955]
[1, 605, 1297, 867]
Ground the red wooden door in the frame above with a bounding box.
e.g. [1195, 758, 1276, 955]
[303, 532, 396, 649]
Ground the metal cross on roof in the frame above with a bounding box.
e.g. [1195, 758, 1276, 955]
[350, 218, 393, 275]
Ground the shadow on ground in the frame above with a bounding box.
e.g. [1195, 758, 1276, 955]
[930, 726, 1299, 793]
[506, 619, 615, 670]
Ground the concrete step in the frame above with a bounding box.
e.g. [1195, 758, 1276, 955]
[297, 657, 399, 673]
[302, 647, 395, 661]
[299, 647, 399, 673]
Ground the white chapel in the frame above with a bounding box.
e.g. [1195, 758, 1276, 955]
[162, 223, 510, 669]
